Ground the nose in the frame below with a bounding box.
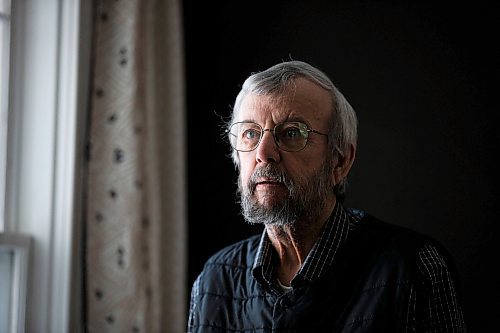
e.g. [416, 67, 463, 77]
[255, 130, 281, 164]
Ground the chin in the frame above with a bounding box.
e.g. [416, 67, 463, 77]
[255, 193, 287, 208]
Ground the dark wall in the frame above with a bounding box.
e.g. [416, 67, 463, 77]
[183, 1, 499, 330]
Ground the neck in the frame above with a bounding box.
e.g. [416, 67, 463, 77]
[266, 198, 337, 286]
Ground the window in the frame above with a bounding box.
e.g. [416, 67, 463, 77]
[1, 1, 93, 331]
[0, 0, 10, 232]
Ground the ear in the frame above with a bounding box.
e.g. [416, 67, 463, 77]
[332, 144, 356, 186]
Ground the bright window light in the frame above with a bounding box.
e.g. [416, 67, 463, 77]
[0, 0, 11, 232]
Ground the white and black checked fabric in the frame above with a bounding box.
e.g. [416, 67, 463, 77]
[251, 203, 466, 331]
[189, 203, 466, 332]
[252, 203, 359, 295]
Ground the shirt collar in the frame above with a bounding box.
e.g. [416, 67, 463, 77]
[252, 203, 362, 294]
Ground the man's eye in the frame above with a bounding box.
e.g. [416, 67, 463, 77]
[284, 127, 300, 138]
[243, 129, 259, 140]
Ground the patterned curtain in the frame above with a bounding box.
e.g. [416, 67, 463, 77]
[85, 0, 186, 332]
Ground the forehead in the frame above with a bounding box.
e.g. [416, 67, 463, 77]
[237, 78, 333, 126]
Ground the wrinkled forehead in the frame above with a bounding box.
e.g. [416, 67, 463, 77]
[236, 78, 334, 127]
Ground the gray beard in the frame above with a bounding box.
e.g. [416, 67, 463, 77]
[238, 160, 333, 227]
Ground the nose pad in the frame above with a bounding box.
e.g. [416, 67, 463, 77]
[255, 130, 280, 163]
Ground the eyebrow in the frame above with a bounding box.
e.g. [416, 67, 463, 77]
[284, 115, 309, 124]
[235, 117, 313, 128]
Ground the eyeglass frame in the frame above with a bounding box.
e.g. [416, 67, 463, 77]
[226, 121, 329, 152]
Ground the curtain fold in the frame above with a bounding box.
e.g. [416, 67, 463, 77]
[85, 1, 186, 332]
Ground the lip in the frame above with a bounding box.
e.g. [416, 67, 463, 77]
[255, 177, 282, 184]
[255, 178, 285, 187]
[256, 181, 282, 186]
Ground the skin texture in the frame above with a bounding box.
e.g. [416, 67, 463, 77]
[236, 78, 356, 285]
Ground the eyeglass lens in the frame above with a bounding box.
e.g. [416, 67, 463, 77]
[229, 122, 309, 152]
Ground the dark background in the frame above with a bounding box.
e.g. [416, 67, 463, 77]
[183, 1, 499, 331]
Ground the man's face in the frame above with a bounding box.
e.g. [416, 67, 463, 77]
[236, 78, 336, 226]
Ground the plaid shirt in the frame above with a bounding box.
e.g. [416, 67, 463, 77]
[252, 203, 361, 295]
[251, 203, 466, 331]
[189, 203, 466, 332]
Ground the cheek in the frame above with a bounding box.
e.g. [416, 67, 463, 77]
[294, 157, 330, 182]
[238, 156, 255, 184]
[240, 168, 253, 186]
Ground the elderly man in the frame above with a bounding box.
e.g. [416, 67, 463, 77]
[188, 60, 466, 332]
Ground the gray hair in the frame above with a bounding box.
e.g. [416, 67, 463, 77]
[227, 60, 358, 201]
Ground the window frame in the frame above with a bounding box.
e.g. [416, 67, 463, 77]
[4, 0, 93, 331]
[0, 0, 11, 232]
[0, 233, 31, 333]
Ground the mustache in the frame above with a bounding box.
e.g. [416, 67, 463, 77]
[248, 164, 293, 194]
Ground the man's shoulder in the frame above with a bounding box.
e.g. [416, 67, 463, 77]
[204, 233, 262, 270]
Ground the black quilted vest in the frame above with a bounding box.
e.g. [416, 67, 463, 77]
[189, 215, 451, 332]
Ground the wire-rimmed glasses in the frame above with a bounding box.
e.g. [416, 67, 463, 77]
[227, 121, 328, 152]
